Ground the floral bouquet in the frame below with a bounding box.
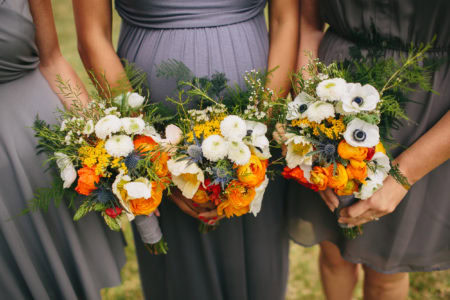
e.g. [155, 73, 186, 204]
[29, 75, 173, 253]
[281, 45, 433, 238]
[157, 61, 277, 231]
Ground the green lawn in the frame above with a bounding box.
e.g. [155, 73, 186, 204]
[52, 1, 450, 299]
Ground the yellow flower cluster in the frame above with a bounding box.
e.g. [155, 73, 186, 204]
[186, 116, 225, 143]
[291, 117, 346, 140]
[78, 141, 127, 176]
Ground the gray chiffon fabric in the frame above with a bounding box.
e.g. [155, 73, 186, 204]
[288, 0, 450, 274]
[116, 1, 289, 299]
[0, 1, 126, 299]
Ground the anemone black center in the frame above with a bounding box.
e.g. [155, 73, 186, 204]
[246, 129, 253, 136]
[353, 96, 364, 105]
[353, 129, 366, 141]
[299, 104, 308, 113]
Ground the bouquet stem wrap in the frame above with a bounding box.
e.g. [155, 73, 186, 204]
[135, 213, 163, 244]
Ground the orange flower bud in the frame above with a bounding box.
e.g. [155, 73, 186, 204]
[346, 160, 368, 182]
[337, 140, 368, 161]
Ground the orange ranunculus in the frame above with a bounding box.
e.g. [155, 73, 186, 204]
[337, 140, 368, 161]
[153, 151, 169, 177]
[134, 135, 169, 177]
[375, 142, 386, 154]
[335, 180, 359, 196]
[129, 182, 164, 215]
[75, 166, 100, 195]
[346, 159, 368, 182]
[134, 135, 158, 153]
[217, 181, 255, 218]
[327, 163, 348, 190]
[282, 166, 319, 191]
[310, 166, 330, 191]
[237, 155, 266, 187]
[192, 187, 210, 204]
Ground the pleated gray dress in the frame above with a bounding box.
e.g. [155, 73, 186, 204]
[115, 1, 290, 299]
[0, 1, 126, 299]
[287, 0, 450, 274]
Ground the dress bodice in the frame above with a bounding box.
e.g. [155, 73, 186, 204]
[115, 0, 267, 29]
[320, 0, 450, 50]
[0, 0, 39, 83]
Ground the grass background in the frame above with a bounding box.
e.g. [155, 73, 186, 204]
[52, 1, 449, 299]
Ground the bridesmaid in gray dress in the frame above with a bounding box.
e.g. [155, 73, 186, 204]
[73, 0, 299, 299]
[0, 1, 125, 299]
[289, 0, 450, 299]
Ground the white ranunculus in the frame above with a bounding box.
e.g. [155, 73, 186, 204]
[343, 118, 380, 148]
[227, 140, 251, 166]
[341, 83, 380, 113]
[316, 78, 347, 101]
[143, 125, 162, 142]
[105, 135, 134, 157]
[220, 115, 247, 141]
[82, 120, 94, 135]
[285, 135, 313, 169]
[95, 115, 122, 140]
[249, 176, 269, 216]
[165, 124, 183, 145]
[121, 117, 145, 135]
[54, 152, 77, 188]
[127, 92, 146, 108]
[124, 179, 152, 199]
[286, 92, 313, 120]
[167, 159, 205, 199]
[305, 101, 335, 123]
[201, 135, 228, 162]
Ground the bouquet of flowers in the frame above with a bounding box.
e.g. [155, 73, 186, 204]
[29, 74, 172, 253]
[281, 44, 434, 238]
[157, 61, 277, 231]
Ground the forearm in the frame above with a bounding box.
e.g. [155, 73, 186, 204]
[395, 111, 450, 185]
[267, 0, 300, 96]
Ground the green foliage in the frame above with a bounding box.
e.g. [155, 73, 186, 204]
[389, 163, 411, 190]
[156, 59, 195, 84]
[102, 212, 122, 231]
[144, 238, 169, 255]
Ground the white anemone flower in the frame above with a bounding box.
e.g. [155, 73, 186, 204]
[227, 141, 251, 165]
[54, 152, 77, 188]
[167, 159, 205, 199]
[244, 120, 271, 158]
[220, 115, 247, 141]
[341, 83, 380, 113]
[95, 115, 122, 140]
[201, 135, 228, 162]
[305, 101, 335, 123]
[121, 117, 145, 135]
[371, 152, 391, 175]
[105, 135, 134, 157]
[316, 78, 347, 101]
[343, 118, 380, 148]
[286, 92, 313, 120]
[82, 120, 94, 135]
[127, 92, 146, 108]
[124, 179, 152, 200]
[300, 164, 313, 183]
[249, 176, 269, 216]
[285, 135, 313, 169]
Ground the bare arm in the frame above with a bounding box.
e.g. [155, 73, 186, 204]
[29, 0, 89, 108]
[266, 0, 300, 96]
[72, 0, 131, 95]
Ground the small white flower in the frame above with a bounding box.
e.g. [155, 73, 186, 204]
[316, 78, 347, 101]
[341, 83, 380, 113]
[201, 135, 228, 162]
[95, 115, 122, 140]
[285, 135, 313, 169]
[344, 118, 379, 148]
[54, 152, 77, 188]
[227, 141, 251, 165]
[305, 101, 335, 123]
[83, 120, 94, 135]
[64, 134, 71, 145]
[165, 124, 183, 145]
[167, 159, 204, 199]
[105, 135, 134, 157]
[124, 179, 152, 200]
[249, 176, 269, 216]
[121, 117, 145, 135]
[104, 107, 118, 115]
[220, 115, 247, 141]
[127, 92, 146, 108]
[286, 92, 313, 120]
[60, 120, 68, 131]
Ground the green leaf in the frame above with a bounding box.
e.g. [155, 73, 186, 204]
[102, 212, 122, 231]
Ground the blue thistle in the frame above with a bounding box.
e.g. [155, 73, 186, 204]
[92, 187, 116, 205]
[124, 151, 143, 171]
[211, 165, 233, 189]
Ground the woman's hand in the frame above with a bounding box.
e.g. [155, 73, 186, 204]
[338, 176, 408, 226]
[319, 188, 340, 212]
[273, 123, 288, 156]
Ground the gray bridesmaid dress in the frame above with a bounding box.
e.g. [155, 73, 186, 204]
[287, 0, 450, 274]
[115, 1, 290, 299]
[0, 1, 126, 299]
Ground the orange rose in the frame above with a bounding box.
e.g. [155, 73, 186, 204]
[237, 155, 266, 187]
[217, 181, 255, 218]
[192, 187, 210, 204]
[327, 163, 348, 190]
[337, 140, 368, 161]
[75, 166, 100, 195]
[346, 159, 368, 182]
[310, 166, 330, 191]
[335, 180, 359, 196]
[134, 135, 169, 177]
[375, 142, 386, 154]
[129, 182, 164, 215]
